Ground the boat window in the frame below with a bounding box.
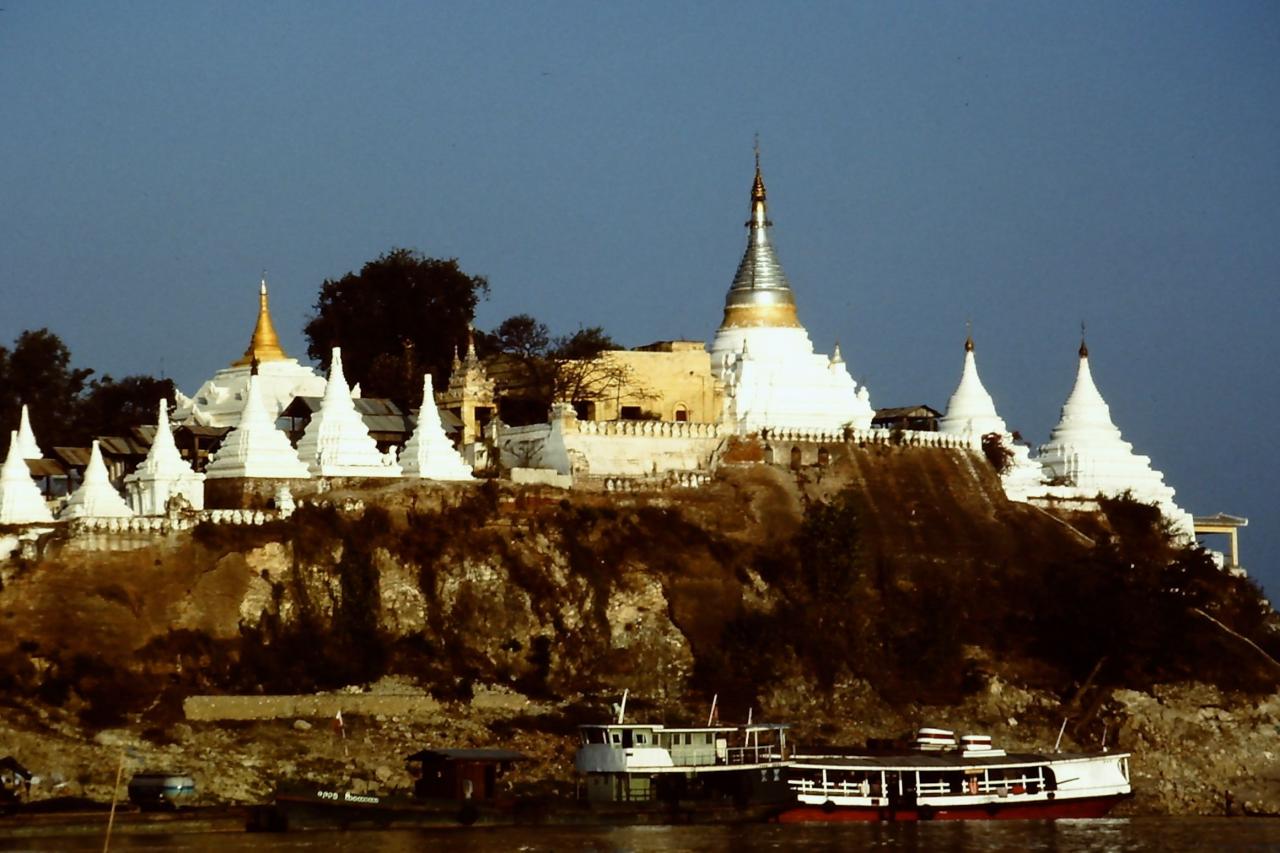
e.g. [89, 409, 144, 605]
[611, 733, 621, 745]
[636, 733, 646, 745]
[705, 733, 713, 745]
[685, 733, 693, 745]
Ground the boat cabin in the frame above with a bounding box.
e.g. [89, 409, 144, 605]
[576, 722, 791, 803]
[405, 748, 525, 802]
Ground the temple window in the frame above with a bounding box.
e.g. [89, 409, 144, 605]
[674, 405, 689, 422]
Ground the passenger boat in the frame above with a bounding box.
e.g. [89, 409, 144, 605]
[778, 728, 1131, 822]
[575, 694, 792, 813]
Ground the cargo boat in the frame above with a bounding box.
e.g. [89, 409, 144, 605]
[778, 729, 1131, 822]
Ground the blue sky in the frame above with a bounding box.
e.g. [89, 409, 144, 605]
[2, 2, 1277, 592]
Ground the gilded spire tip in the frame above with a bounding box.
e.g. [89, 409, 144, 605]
[1079, 321, 1088, 358]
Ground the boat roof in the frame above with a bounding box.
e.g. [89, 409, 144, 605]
[579, 722, 789, 732]
[791, 751, 1129, 770]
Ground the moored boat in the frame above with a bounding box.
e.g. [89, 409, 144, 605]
[575, 695, 792, 812]
[778, 727, 1131, 822]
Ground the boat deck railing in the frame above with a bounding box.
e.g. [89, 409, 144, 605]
[723, 745, 786, 766]
[790, 771, 1047, 800]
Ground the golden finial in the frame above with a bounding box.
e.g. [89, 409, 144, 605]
[965, 320, 974, 352]
[1078, 321, 1088, 358]
[232, 274, 289, 366]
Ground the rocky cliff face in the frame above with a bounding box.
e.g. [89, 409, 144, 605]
[1, 446, 1276, 814]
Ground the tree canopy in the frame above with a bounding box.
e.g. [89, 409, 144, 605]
[303, 248, 489, 407]
[0, 329, 174, 454]
[484, 314, 631, 425]
[0, 329, 93, 451]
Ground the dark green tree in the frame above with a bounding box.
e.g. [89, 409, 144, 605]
[303, 248, 489, 407]
[487, 314, 634, 424]
[0, 329, 94, 452]
[77, 375, 177, 440]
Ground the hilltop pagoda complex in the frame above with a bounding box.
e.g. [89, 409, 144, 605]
[173, 278, 326, 428]
[708, 155, 874, 433]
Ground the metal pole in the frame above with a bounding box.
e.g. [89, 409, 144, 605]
[103, 749, 125, 853]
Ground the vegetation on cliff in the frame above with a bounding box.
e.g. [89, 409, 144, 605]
[3, 448, 1274, 748]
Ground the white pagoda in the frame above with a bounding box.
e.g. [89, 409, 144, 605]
[400, 374, 473, 480]
[708, 154, 874, 433]
[937, 335, 1044, 500]
[295, 348, 401, 477]
[123, 401, 205, 514]
[61, 440, 134, 520]
[13, 405, 44, 460]
[173, 277, 326, 428]
[204, 374, 311, 480]
[0, 431, 54, 524]
[1038, 340, 1193, 536]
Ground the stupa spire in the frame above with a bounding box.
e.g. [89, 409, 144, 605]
[938, 334, 1007, 438]
[719, 144, 800, 331]
[205, 374, 311, 479]
[61, 440, 135, 519]
[400, 374, 473, 480]
[1039, 337, 1192, 536]
[124, 400, 205, 513]
[0, 431, 54, 523]
[13, 404, 44, 460]
[295, 348, 402, 477]
[233, 276, 288, 367]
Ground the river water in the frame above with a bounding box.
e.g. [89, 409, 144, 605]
[3, 819, 1280, 852]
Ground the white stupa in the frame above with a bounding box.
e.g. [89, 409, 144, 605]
[204, 374, 312, 480]
[400, 374, 473, 480]
[937, 335, 1044, 500]
[172, 277, 327, 428]
[13, 405, 44, 460]
[938, 336, 1009, 438]
[0, 431, 54, 524]
[61, 440, 135, 520]
[295, 348, 402, 478]
[1038, 340, 1192, 535]
[708, 153, 874, 433]
[123, 401, 206, 514]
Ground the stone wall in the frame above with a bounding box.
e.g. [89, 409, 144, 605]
[183, 693, 442, 721]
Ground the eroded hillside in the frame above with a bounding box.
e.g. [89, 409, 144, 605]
[1, 445, 1277, 814]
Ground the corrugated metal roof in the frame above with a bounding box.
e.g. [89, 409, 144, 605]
[53, 447, 91, 467]
[97, 435, 150, 456]
[283, 396, 415, 437]
[24, 458, 67, 477]
[1194, 513, 1249, 527]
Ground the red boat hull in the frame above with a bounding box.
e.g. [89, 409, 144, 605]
[777, 794, 1127, 823]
